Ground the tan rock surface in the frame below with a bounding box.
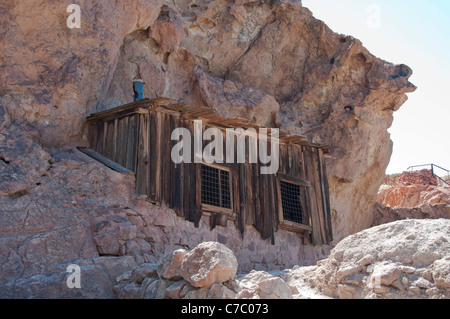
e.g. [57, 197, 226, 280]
[373, 170, 450, 225]
[156, 249, 187, 280]
[377, 169, 450, 209]
[235, 270, 293, 299]
[286, 219, 450, 299]
[180, 241, 238, 288]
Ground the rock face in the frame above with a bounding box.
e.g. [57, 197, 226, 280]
[377, 170, 450, 208]
[373, 170, 450, 225]
[1, 0, 415, 244]
[0, 0, 164, 147]
[383, 169, 438, 186]
[373, 202, 450, 226]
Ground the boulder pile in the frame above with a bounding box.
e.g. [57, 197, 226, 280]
[115, 219, 450, 299]
[114, 241, 297, 299]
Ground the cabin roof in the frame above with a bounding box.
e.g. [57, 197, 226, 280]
[87, 97, 333, 150]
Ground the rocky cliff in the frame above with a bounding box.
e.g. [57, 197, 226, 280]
[1, 0, 417, 298]
[1, 0, 415, 243]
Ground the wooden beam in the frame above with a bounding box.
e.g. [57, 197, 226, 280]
[277, 173, 311, 187]
[77, 147, 135, 175]
[278, 222, 313, 233]
[201, 204, 234, 217]
[86, 97, 176, 122]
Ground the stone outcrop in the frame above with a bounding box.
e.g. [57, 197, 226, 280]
[377, 170, 450, 209]
[383, 169, 438, 186]
[179, 242, 238, 288]
[377, 183, 450, 208]
[286, 219, 450, 299]
[373, 202, 450, 226]
[373, 170, 450, 225]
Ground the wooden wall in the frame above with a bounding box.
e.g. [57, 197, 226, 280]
[88, 108, 332, 245]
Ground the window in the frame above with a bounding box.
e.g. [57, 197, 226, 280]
[280, 180, 304, 224]
[201, 164, 232, 212]
[277, 175, 312, 233]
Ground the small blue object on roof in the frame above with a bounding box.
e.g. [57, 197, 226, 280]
[133, 79, 144, 101]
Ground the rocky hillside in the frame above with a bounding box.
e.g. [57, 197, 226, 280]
[99, 219, 450, 299]
[0, 0, 421, 298]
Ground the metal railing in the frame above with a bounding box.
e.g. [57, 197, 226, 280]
[406, 164, 450, 187]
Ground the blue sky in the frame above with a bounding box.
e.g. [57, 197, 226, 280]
[302, 0, 450, 175]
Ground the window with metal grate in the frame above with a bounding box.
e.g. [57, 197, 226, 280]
[280, 180, 304, 224]
[201, 164, 232, 209]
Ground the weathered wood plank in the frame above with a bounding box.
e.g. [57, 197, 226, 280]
[185, 121, 197, 225]
[303, 146, 322, 245]
[95, 123, 104, 155]
[268, 173, 276, 244]
[116, 117, 128, 167]
[135, 113, 150, 195]
[261, 172, 272, 240]
[245, 162, 255, 226]
[252, 161, 261, 234]
[154, 111, 162, 203]
[318, 148, 333, 243]
[86, 97, 176, 122]
[104, 120, 116, 160]
[312, 147, 326, 244]
[236, 163, 245, 235]
[77, 147, 135, 175]
[277, 173, 310, 187]
[172, 116, 184, 217]
[192, 162, 201, 227]
[279, 144, 289, 176]
[162, 112, 173, 207]
[112, 118, 119, 164]
[126, 114, 138, 172]
[148, 111, 157, 201]
[89, 123, 98, 153]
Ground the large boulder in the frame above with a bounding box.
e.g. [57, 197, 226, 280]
[180, 242, 238, 288]
[286, 219, 450, 299]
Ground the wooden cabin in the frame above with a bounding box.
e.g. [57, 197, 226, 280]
[82, 98, 333, 245]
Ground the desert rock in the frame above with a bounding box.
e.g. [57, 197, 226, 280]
[0, 0, 421, 299]
[286, 219, 450, 299]
[180, 242, 238, 288]
[156, 249, 187, 280]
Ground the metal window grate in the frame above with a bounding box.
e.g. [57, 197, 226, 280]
[201, 164, 232, 209]
[280, 180, 304, 224]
